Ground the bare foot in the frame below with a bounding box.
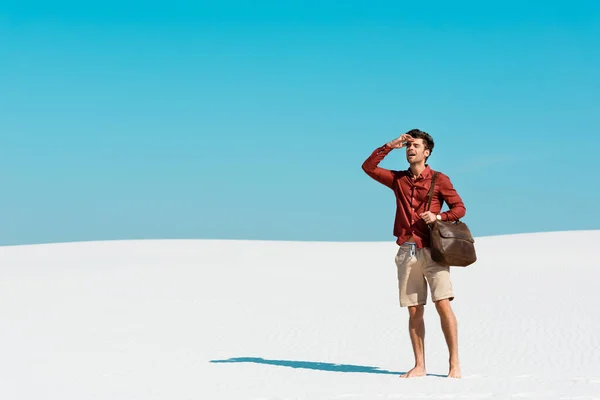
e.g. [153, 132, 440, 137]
[399, 366, 426, 378]
[447, 364, 461, 379]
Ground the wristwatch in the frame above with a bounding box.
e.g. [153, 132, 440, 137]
[436, 214, 442, 221]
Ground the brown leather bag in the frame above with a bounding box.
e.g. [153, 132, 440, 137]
[426, 172, 477, 267]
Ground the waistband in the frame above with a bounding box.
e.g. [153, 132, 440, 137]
[400, 241, 417, 256]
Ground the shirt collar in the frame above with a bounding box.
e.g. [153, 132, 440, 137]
[407, 164, 432, 180]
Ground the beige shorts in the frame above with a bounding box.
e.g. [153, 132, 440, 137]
[394, 244, 454, 307]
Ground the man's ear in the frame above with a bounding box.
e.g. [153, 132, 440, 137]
[424, 148, 431, 158]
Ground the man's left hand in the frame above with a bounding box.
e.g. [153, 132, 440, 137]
[420, 211, 437, 224]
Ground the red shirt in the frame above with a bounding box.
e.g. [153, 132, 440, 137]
[362, 144, 466, 248]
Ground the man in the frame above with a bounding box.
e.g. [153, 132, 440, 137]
[361, 129, 466, 379]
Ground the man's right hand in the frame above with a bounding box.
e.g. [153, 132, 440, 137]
[386, 133, 414, 149]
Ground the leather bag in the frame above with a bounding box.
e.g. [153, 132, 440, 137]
[426, 172, 477, 267]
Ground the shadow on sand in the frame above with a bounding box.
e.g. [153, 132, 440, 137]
[210, 357, 446, 377]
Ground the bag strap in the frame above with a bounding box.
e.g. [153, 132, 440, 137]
[426, 171, 439, 212]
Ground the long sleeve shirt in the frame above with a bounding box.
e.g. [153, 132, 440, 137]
[362, 144, 466, 248]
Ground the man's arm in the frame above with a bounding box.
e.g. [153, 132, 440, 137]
[362, 133, 415, 189]
[361, 144, 396, 188]
[437, 173, 466, 222]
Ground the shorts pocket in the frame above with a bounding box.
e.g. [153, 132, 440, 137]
[395, 247, 412, 266]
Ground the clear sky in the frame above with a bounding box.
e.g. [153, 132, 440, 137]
[1, 0, 599, 246]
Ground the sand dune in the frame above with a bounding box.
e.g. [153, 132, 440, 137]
[0, 230, 599, 399]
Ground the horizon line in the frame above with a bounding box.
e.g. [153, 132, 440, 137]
[1, 228, 598, 248]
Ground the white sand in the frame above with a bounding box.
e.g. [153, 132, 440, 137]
[0, 230, 599, 399]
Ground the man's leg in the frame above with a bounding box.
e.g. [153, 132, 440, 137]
[396, 244, 428, 378]
[423, 247, 461, 378]
[434, 299, 461, 378]
[400, 304, 427, 378]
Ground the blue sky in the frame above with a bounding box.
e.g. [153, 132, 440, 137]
[1, 0, 599, 245]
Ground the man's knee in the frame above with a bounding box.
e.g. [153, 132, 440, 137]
[408, 305, 424, 322]
[434, 298, 452, 314]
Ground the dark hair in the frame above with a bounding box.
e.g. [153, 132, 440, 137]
[406, 129, 434, 160]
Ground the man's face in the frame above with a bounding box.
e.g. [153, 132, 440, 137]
[405, 138, 430, 164]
